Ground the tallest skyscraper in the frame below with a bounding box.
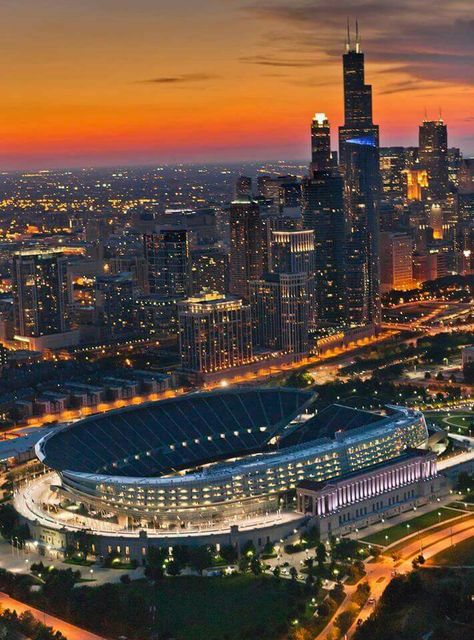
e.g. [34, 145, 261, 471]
[338, 22, 379, 170]
[339, 23, 381, 325]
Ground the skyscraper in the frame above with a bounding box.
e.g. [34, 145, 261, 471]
[303, 114, 346, 323]
[143, 229, 191, 298]
[311, 113, 332, 174]
[269, 229, 316, 326]
[344, 138, 382, 324]
[178, 291, 253, 378]
[12, 250, 70, 339]
[95, 272, 137, 338]
[229, 196, 266, 301]
[338, 22, 379, 171]
[250, 273, 310, 355]
[419, 119, 449, 202]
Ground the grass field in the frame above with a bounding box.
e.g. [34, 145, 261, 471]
[361, 507, 460, 546]
[133, 575, 308, 640]
[443, 414, 473, 432]
[427, 536, 474, 566]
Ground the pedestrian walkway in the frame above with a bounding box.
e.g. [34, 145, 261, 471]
[0, 539, 144, 585]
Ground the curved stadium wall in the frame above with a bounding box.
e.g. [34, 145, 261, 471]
[35, 388, 428, 529]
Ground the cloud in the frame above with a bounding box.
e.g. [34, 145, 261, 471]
[239, 54, 316, 68]
[378, 80, 447, 96]
[139, 73, 218, 84]
[243, 1, 474, 87]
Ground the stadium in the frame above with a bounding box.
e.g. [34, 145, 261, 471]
[31, 387, 429, 538]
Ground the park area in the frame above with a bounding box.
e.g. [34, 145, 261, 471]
[427, 536, 474, 567]
[361, 507, 460, 546]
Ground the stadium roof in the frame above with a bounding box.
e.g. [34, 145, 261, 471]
[39, 388, 314, 478]
[280, 404, 382, 447]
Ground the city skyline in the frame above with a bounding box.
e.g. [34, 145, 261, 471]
[0, 0, 473, 170]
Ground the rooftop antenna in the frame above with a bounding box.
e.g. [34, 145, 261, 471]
[355, 19, 361, 53]
[424, 106, 428, 121]
[438, 106, 443, 122]
[345, 18, 351, 52]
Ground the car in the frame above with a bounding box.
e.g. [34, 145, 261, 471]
[356, 619, 363, 626]
[368, 598, 376, 605]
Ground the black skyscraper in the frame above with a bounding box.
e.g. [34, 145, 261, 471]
[338, 24, 381, 326]
[338, 23, 379, 171]
[344, 138, 381, 324]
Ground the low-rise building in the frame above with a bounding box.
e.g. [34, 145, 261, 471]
[296, 449, 448, 539]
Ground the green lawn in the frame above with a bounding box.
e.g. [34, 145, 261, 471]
[427, 536, 474, 566]
[443, 414, 473, 432]
[134, 575, 308, 640]
[361, 507, 460, 546]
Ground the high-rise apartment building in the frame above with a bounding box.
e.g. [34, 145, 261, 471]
[229, 196, 266, 301]
[95, 273, 137, 338]
[12, 250, 70, 339]
[250, 273, 310, 355]
[178, 292, 253, 376]
[190, 247, 229, 295]
[143, 229, 191, 298]
[269, 229, 316, 325]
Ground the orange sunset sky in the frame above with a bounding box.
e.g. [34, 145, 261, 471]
[0, 0, 473, 169]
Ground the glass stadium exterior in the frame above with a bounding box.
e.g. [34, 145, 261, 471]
[36, 388, 429, 531]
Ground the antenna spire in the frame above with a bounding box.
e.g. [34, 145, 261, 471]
[355, 20, 361, 53]
[345, 18, 351, 52]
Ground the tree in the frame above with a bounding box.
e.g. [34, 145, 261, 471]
[144, 547, 168, 582]
[436, 372, 444, 381]
[424, 371, 431, 379]
[289, 566, 298, 581]
[273, 566, 281, 578]
[335, 608, 357, 635]
[316, 542, 327, 568]
[0, 504, 19, 540]
[188, 545, 212, 575]
[166, 560, 181, 576]
[250, 556, 262, 576]
[220, 544, 238, 565]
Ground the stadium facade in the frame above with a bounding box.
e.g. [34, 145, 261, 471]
[33, 388, 429, 536]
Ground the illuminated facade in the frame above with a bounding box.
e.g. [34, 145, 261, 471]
[178, 291, 253, 376]
[34, 390, 428, 531]
[297, 449, 446, 538]
[403, 168, 429, 201]
[380, 232, 414, 292]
